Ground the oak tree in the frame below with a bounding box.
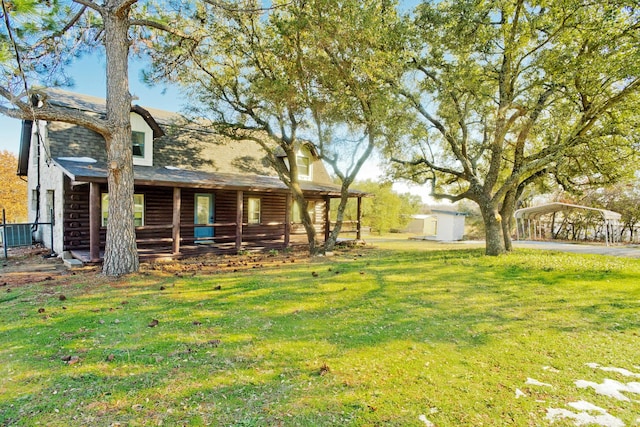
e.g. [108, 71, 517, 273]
[389, 0, 640, 255]
[149, 0, 406, 253]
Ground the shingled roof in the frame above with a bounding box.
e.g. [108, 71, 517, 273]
[53, 158, 366, 197]
[36, 89, 335, 184]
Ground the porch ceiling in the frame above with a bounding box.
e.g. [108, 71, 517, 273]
[53, 158, 367, 198]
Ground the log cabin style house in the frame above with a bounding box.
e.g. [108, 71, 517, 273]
[17, 89, 365, 263]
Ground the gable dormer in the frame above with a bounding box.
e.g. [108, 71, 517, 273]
[296, 147, 313, 181]
[130, 111, 154, 166]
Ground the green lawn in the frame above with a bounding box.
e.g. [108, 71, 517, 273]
[1, 243, 640, 426]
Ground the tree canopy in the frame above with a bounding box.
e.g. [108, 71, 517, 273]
[341, 180, 422, 235]
[0, 150, 27, 223]
[388, 0, 640, 255]
[149, 0, 407, 253]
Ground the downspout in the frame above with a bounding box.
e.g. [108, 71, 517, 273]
[32, 120, 41, 233]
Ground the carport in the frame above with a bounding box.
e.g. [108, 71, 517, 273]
[514, 202, 622, 246]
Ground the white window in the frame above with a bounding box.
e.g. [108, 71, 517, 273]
[297, 154, 312, 181]
[130, 113, 153, 166]
[102, 193, 145, 227]
[292, 200, 316, 223]
[248, 197, 261, 224]
[132, 131, 145, 158]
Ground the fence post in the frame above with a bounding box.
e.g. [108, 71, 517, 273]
[2, 209, 7, 259]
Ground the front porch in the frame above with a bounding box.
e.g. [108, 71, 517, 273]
[70, 233, 319, 263]
[56, 159, 365, 264]
[73, 184, 363, 264]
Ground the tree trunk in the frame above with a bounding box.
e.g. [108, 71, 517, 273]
[101, 6, 139, 276]
[500, 191, 517, 252]
[292, 191, 319, 255]
[324, 191, 350, 252]
[481, 204, 506, 256]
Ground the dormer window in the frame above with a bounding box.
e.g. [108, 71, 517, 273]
[297, 155, 311, 181]
[132, 131, 145, 158]
[280, 146, 315, 181]
[130, 112, 153, 166]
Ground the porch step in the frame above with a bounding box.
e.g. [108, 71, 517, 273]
[63, 258, 84, 269]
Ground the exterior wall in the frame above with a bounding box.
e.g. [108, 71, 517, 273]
[27, 121, 66, 254]
[434, 213, 465, 241]
[452, 216, 465, 240]
[242, 192, 287, 241]
[59, 184, 294, 252]
[291, 197, 326, 235]
[63, 179, 95, 251]
[404, 215, 437, 236]
[179, 188, 238, 243]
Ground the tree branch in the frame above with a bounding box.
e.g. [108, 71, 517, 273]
[115, 0, 138, 16]
[129, 18, 196, 39]
[0, 88, 108, 136]
[72, 0, 104, 14]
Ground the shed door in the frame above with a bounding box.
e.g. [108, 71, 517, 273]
[194, 193, 214, 242]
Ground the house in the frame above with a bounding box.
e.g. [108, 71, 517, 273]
[404, 209, 466, 241]
[17, 89, 365, 262]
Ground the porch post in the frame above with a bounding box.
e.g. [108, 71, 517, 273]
[356, 196, 362, 240]
[89, 182, 101, 262]
[172, 187, 181, 254]
[284, 193, 291, 247]
[236, 190, 244, 251]
[324, 196, 331, 243]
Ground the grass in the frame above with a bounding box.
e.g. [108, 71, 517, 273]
[1, 242, 640, 426]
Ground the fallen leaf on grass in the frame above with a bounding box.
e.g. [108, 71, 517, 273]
[106, 354, 115, 362]
[319, 362, 331, 376]
[148, 319, 159, 327]
[208, 339, 221, 347]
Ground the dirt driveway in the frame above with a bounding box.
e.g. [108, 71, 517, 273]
[512, 240, 640, 258]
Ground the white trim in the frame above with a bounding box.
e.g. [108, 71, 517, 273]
[248, 197, 261, 224]
[130, 112, 153, 166]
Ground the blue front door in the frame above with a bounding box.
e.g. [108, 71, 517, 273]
[194, 193, 214, 242]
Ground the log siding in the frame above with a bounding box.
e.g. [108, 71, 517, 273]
[62, 180, 300, 255]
